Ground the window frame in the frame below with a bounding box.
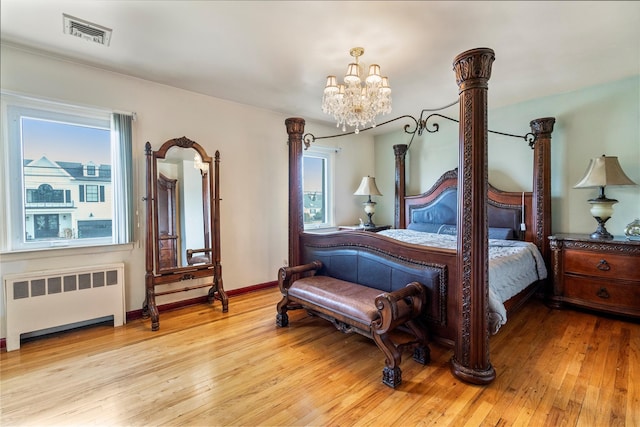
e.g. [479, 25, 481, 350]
[1, 93, 132, 252]
[302, 146, 336, 230]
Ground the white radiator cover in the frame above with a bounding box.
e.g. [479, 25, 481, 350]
[3, 263, 125, 351]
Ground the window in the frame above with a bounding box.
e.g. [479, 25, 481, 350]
[85, 164, 97, 176]
[1, 93, 133, 251]
[82, 185, 106, 203]
[85, 185, 99, 202]
[303, 146, 335, 229]
[27, 184, 65, 203]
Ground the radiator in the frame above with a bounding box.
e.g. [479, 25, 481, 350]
[3, 263, 125, 351]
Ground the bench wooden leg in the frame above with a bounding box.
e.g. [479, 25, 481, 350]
[406, 319, 430, 365]
[276, 296, 289, 327]
[276, 312, 288, 327]
[413, 345, 430, 365]
[382, 366, 402, 388]
[373, 332, 403, 388]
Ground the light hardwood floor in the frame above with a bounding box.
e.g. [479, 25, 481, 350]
[1, 287, 638, 426]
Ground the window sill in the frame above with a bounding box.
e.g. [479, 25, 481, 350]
[0, 242, 136, 261]
[303, 226, 339, 234]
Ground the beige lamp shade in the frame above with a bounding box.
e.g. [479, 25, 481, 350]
[573, 154, 637, 239]
[344, 63, 361, 84]
[574, 155, 637, 188]
[365, 64, 382, 84]
[324, 76, 338, 94]
[354, 176, 382, 196]
[381, 76, 391, 94]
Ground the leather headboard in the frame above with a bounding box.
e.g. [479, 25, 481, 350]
[407, 187, 522, 240]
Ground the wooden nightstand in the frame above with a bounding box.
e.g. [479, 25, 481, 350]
[549, 234, 640, 319]
[338, 225, 391, 233]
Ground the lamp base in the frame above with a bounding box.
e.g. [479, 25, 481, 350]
[590, 216, 614, 240]
[364, 212, 376, 228]
[590, 230, 614, 240]
[362, 200, 377, 228]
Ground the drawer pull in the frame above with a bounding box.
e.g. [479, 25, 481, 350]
[596, 287, 610, 299]
[596, 259, 611, 271]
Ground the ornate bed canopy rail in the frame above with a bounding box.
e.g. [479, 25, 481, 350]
[302, 114, 420, 149]
[301, 100, 539, 151]
[417, 112, 537, 149]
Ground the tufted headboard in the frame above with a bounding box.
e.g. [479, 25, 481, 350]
[404, 170, 530, 241]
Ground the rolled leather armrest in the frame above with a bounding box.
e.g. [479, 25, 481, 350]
[278, 260, 323, 292]
[373, 282, 426, 334]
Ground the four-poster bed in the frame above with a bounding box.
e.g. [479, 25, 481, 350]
[281, 47, 556, 385]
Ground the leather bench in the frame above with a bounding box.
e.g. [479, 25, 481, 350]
[276, 259, 431, 388]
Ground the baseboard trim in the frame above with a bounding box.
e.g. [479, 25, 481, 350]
[1, 281, 278, 351]
[126, 280, 277, 321]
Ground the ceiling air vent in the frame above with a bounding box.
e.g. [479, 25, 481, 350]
[63, 14, 112, 46]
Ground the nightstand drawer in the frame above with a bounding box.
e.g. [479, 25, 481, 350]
[564, 275, 640, 311]
[564, 249, 639, 281]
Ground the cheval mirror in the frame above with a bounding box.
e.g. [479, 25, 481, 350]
[143, 136, 228, 331]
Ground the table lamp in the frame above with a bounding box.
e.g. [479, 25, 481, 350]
[574, 155, 637, 239]
[354, 176, 382, 228]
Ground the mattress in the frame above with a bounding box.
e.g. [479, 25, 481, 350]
[377, 229, 547, 333]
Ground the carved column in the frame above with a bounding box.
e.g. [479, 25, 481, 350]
[450, 48, 496, 384]
[393, 144, 408, 229]
[530, 117, 556, 291]
[286, 118, 306, 268]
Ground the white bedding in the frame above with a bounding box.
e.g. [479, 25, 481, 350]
[377, 229, 547, 333]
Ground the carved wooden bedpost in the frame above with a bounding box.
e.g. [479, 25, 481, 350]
[530, 117, 556, 288]
[286, 118, 306, 268]
[450, 48, 496, 385]
[394, 144, 408, 229]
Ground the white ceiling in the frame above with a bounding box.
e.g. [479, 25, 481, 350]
[1, 1, 639, 131]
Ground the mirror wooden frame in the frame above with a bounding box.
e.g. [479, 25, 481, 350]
[143, 136, 228, 331]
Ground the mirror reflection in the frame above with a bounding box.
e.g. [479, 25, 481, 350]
[156, 146, 211, 270]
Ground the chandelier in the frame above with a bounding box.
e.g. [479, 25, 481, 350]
[322, 47, 392, 133]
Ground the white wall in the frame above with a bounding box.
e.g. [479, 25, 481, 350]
[374, 76, 640, 236]
[0, 44, 375, 339]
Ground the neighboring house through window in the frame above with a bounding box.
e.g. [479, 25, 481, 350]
[1, 93, 133, 251]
